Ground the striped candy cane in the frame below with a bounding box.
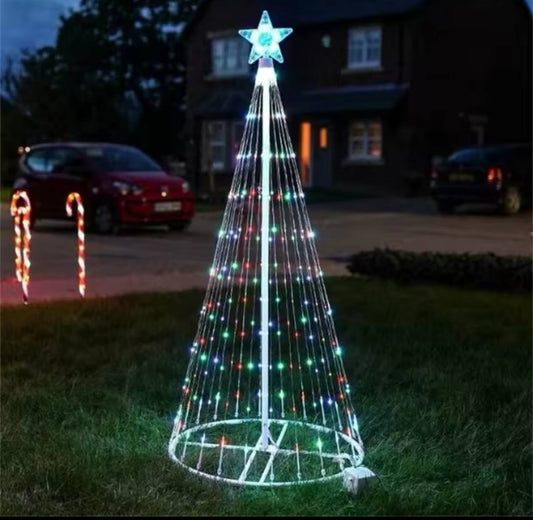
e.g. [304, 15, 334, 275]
[66, 192, 86, 298]
[10, 191, 32, 304]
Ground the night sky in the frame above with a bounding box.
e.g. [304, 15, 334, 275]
[1, 0, 79, 66]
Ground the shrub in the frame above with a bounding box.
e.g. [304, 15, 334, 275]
[347, 248, 532, 292]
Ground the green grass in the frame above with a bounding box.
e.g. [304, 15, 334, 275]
[1, 186, 12, 204]
[1, 278, 531, 516]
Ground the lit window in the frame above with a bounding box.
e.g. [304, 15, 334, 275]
[348, 121, 382, 159]
[348, 27, 381, 69]
[204, 121, 226, 171]
[212, 37, 249, 77]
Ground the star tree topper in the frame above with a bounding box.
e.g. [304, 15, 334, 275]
[239, 11, 293, 64]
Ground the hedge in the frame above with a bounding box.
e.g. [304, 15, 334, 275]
[346, 248, 532, 293]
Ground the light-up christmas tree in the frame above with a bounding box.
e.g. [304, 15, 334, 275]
[169, 11, 374, 488]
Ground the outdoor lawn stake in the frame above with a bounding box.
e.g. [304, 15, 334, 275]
[168, 11, 375, 490]
[10, 190, 32, 304]
[65, 192, 86, 298]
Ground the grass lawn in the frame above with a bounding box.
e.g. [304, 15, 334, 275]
[1, 186, 12, 204]
[1, 278, 531, 516]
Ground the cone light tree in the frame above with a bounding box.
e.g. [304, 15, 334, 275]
[169, 11, 374, 487]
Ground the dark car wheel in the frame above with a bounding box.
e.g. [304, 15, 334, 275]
[93, 202, 119, 234]
[500, 186, 522, 215]
[169, 220, 191, 231]
[436, 201, 456, 214]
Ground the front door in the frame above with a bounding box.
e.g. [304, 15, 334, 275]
[314, 124, 332, 188]
[299, 121, 332, 188]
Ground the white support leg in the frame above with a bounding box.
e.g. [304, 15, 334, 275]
[258, 57, 274, 450]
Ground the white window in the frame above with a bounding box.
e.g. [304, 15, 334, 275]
[349, 121, 382, 159]
[348, 27, 381, 69]
[212, 37, 249, 77]
[204, 121, 226, 171]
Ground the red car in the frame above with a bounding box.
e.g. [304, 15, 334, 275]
[13, 142, 194, 233]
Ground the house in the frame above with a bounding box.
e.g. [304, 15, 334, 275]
[182, 0, 532, 196]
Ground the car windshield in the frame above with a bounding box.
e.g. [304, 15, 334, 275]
[84, 146, 161, 172]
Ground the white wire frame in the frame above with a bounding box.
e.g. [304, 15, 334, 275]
[168, 418, 365, 487]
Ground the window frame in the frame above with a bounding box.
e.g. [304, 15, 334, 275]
[348, 120, 383, 160]
[347, 26, 382, 70]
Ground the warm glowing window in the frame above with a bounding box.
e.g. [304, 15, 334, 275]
[348, 121, 382, 159]
[319, 127, 328, 149]
[300, 122, 311, 186]
[348, 27, 381, 69]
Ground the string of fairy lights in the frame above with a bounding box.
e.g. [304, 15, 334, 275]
[174, 76, 363, 450]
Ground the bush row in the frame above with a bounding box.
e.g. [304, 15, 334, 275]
[346, 248, 532, 292]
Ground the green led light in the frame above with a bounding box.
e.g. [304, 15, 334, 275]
[271, 226, 278, 233]
[275, 297, 281, 303]
[215, 392, 221, 400]
[222, 331, 230, 339]
[253, 278, 258, 284]
[277, 330, 281, 336]
[306, 358, 313, 366]
[232, 262, 239, 270]
[335, 347, 342, 356]
[209, 314, 215, 321]
[228, 298, 233, 303]
[301, 316, 307, 324]
[247, 362, 254, 370]
[316, 438, 323, 449]
[217, 274, 222, 280]
[279, 390, 285, 399]
[284, 192, 291, 201]
[277, 362, 284, 370]
[200, 354, 208, 362]
[251, 320, 255, 326]
[220, 365, 224, 371]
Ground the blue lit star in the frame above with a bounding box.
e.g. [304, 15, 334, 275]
[239, 11, 292, 64]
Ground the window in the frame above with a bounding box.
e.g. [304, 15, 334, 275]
[212, 37, 249, 77]
[84, 146, 160, 172]
[48, 148, 85, 175]
[25, 148, 49, 175]
[348, 27, 381, 69]
[231, 122, 244, 168]
[204, 121, 227, 171]
[348, 121, 382, 159]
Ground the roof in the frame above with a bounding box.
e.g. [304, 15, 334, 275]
[287, 83, 409, 115]
[191, 83, 409, 117]
[183, 0, 426, 38]
[191, 90, 250, 116]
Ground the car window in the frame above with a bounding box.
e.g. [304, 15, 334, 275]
[48, 148, 86, 176]
[84, 146, 161, 172]
[25, 148, 49, 175]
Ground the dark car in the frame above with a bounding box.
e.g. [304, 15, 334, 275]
[13, 143, 194, 233]
[430, 143, 532, 215]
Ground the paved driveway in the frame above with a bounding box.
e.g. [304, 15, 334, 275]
[1, 198, 531, 304]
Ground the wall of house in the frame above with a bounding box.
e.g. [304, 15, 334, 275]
[406, 0, 532, 173]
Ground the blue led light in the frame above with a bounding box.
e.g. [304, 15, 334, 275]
[239, 11, 292, 64]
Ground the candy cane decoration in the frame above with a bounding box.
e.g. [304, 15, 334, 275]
[10, 191, 31, 304]
[66, 192, 86, 298]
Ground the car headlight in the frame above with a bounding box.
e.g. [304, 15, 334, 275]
[112, 181, 143, 196]
[182, 181, 190, 193]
